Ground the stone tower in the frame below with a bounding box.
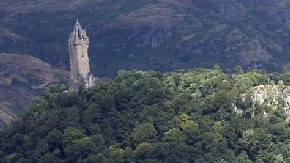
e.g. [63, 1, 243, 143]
[68, 20, 94, 92]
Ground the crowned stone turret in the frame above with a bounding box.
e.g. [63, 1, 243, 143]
[68, 20, 94, 92]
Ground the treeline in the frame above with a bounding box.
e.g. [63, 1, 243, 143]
[1, 68, 290, 162]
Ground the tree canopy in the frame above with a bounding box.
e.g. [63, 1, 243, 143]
[1, 68, 290, 162]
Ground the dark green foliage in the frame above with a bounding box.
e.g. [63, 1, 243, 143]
[1, 69, 290, 162]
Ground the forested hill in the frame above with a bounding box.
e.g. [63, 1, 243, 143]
[2, 68, 290, 162]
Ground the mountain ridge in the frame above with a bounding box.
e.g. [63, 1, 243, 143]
[1, 1, 290, 76]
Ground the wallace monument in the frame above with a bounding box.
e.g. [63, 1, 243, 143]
[68, 20, 95, 92]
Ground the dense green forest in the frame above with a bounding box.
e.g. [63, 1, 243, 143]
[2, 68, 290, 162]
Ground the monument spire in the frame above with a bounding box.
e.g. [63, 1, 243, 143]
[68, 20, 94, 92]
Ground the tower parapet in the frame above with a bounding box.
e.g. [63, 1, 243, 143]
[68, 20, 94, 92]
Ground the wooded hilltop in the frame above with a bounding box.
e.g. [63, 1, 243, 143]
[1, 68, 290, 162]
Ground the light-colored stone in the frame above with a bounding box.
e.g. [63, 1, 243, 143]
[251, 85, 290, 120]
[68, 20, 94, 92]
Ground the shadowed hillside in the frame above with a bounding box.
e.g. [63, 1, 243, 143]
[1, 0, 290, 76]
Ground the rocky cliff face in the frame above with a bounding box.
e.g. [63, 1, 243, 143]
[1, 0, 290, 76]
[250, 84, 290, 120]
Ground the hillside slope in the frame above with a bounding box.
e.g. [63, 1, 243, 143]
[0, 53, 69, 126]
[1, 0, 290, 76]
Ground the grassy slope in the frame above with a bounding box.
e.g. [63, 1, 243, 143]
[0, 53, 69, 126]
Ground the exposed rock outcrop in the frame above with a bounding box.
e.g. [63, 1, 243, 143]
[251, 84, 290, 120]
